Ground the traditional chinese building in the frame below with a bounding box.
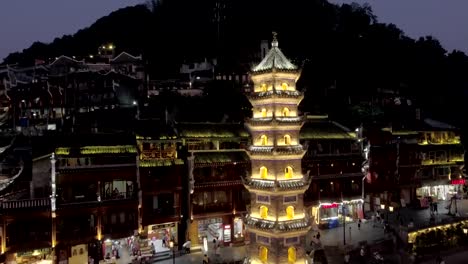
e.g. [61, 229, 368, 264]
[243, 35, 311, 264]
[300, 115, 364, 229]
[52, 133, 138, 262]
[177, 122, 251, 247]
[135, 119, 187, 259]
[366, 118, 465, 210]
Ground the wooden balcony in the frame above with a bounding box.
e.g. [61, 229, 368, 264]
[1, 198, 50, 210]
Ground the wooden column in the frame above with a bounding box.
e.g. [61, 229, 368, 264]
[1, 219, 6, 254]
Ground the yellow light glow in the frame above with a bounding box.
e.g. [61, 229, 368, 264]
[259, 246, 268, 262]
[260, 166, 268, 179]
[284, 135, 291, 145]
[288, 247, 297, 263]
[261, 108, 267, 117]
[286, 206, 295, 220]
[261, 135, 268, 145]
[260, 205, 268, 219]
[285, 166, 293, 179]
[281, 83, 288, 91]
[380, 204, 385, 210]
[282, 107, 290, 117]
[108, 44, 114, 50]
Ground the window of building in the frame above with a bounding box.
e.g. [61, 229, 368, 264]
[282, 107, 290, 117]
[119, 212, 125, 224]
[260, 206, 268, 219]
[260, 135, 268, 145]
[261, 108, 267, 117]
[288, 247, 296, 263]
[284, 135, 291, 145]
[286, 206, 295, 220]
[261, 83, 267, 92]
[281, 82, 288, 90]
[259, 246, 268, 262]
[260, 166, 268, 179]
[285, 166, 293, 179]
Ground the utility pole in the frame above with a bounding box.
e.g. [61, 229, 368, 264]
[342, 192, 346, 245]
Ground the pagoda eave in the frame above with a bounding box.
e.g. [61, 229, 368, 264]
[244, 185, 310, 195]
[245, 124, 304, 132]
[247, 152, 306, 160]
[247, 95, 304, 104]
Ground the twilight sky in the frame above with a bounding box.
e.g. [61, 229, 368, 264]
[1, 0, 468, 62]
[0, 0, 144, 61]
[331, 0, 468, 53]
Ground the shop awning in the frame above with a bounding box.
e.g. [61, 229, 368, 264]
[194, 151, 249, 167]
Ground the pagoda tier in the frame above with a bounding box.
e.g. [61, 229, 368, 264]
[244, 34, 311, 264]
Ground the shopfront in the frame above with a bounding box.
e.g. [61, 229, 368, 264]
[147, 223, 177, 252]
[7, 248, 53, 264]
[416, 179, 465, 203]
[189, 215, 245, 247]
[311, 199, 364, 229]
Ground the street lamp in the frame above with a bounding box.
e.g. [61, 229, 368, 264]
[380, 204, 385, 210]
[463, 228, 467, 235]
[389, 206, 394, 213]
[169, 241, 175, 264]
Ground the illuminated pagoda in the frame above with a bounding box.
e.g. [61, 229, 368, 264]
[243, 33, 311, 264]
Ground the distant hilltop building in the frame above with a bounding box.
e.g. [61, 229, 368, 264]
[0, 44, 144, 134]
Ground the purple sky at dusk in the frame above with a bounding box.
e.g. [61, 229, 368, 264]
[1, 0, 468, 62]
[0, 0, 145, 61]
[332, 0, 468, 53]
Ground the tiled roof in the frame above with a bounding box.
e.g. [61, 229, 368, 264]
[245, 216, 310, 232]
[177, 122, 249, 139]
[194, 151, 249, 167]
[139, 159, 184, 167]
[245, 178, 309, 191]
[252, 39, 297, 73]
[300, 119, 355, 140]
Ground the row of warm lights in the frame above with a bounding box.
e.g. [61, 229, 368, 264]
[312, 162, 357, 167]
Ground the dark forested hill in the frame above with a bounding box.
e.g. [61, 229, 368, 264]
[3, 0, 468, 127]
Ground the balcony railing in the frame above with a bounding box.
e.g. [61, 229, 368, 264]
[140, 150, 177, 160]
[2, 198, 50, 210]
[248, 90, 303, 100]
[418, 137, 461, 145]
[58, 191, 137, 206]
[421, 156, 464, 166]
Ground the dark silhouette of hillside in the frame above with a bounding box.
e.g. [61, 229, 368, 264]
[3, 0, 468, 128]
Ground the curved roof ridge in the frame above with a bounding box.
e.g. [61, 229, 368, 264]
[252, 34, 297, 73]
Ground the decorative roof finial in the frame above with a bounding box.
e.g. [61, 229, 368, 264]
[272, 31, 278, 47]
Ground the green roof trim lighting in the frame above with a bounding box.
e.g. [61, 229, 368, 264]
[80, 145, 137, 155]
[139, 159, 185, 167]
[55, 147, 71, 155]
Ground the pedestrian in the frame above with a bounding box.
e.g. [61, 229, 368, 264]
[316, 231, 321, 240]
[344, 252, 350, 264]
[358, 218, 361, 230]
[360, 246, 366, 264]
[183, 239, 191, 254]
[203, 254, 209, 264]
[213, 237, 218, 251]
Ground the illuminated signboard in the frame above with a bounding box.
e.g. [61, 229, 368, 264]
[451, 179, 466, 185]
[321, 203, 339, 209]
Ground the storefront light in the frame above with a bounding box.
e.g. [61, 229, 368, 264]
[203, 237, 208, 252]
